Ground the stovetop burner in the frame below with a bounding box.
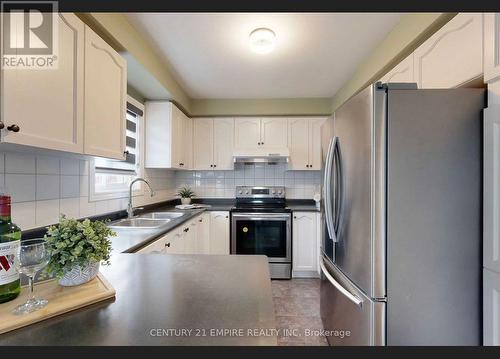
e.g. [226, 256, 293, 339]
[232, 186, 289, 213]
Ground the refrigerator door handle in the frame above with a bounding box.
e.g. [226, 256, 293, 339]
[334, 139, 345, 237]
[320, 261, 363, 307]
[323, 137, 337, 242]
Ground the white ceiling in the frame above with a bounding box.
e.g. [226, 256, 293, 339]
[126, 13, 403, 99]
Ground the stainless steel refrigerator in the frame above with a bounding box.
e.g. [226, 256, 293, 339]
[320, 83, 485, 346]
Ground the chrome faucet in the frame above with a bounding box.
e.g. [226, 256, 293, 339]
[127, 178, 155, 218]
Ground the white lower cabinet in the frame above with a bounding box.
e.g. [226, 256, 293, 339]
[195, 212, 211, 254]
[484, 268, 500, 345]
[209, 211, 230, 255]
[292, 211, 320, 278]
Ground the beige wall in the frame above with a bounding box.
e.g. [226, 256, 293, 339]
[190, 98, 332, 117]
[78, 12, 456, 117]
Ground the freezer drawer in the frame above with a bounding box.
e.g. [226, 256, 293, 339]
[320, 257, 385, 346]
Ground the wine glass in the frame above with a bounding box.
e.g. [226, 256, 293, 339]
[12, 239, 51, 315]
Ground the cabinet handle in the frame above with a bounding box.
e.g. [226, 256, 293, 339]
[184, 227, 189, 232]
[179, 163, 184, 166]
[210, 164, 213, 167]
[225, 216, 229, 219]
[0, 121, 4, 130]
[124, 150, 129, 155]
[294, 216, 297, 219]
[7, 124, 20, 132]
[165, 242, 170, 247]
[213, 164, 217, 168]
[261, 142, 264, 145]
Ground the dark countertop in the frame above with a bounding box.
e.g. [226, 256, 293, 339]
[0, 254, 277, 346]
[286, 200, 320, 212]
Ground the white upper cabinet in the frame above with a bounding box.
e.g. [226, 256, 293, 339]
[1, 13, 84, 153]
[379, 54, 415, 84]
[288, 118, 309, 170]
[288, 117, 326, 170]
[84, 25, 127, 160]
[193, 118, 214, 170]
[308, 118, 324, 170]
[414, 13, 483, 88]
[182, 112, 193, 169]
[234, 118, 261, 149]
[213, 118, 234, 170]
[145, 101, 192, 169]
[484, 13, 500, 82]
[234, 117, 288, 150]
[260, 118, 288, 148]
[193, 118, 234, 170]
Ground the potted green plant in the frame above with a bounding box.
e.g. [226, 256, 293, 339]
[43, 215, 116, 287]
[178, 186, 195, 205]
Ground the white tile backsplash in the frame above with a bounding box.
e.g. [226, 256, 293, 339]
[11, 201, 36, 229]
[60, 197, 80, 219]
[5, 153, 36, 174]
[36, 156, 60, 175]
[61, 158, 79, 175]
[36, 199, 60, 226]
[1, 150, 178, 230]
[6, 174, 36, 202]
[173, 163, 321, 199]
[36, 174, 60, 201]
[60, 175, 80, 198]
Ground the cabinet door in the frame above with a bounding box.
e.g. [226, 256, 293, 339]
[484, 268, 500, 345]
[484, 107, 500, 273]
[292, 212, 318, 275]
[84, 25, 127, 160]
[213, 118, 234, 170]
[183, 113, 193, 170]
[170, 105, 184, 169]
[186, 220, 197, 254]
[414, 13, 483, 89]
[167, 229, 185, 254]
[195, 214, 210, 254]
[379, 54, 414, 84]
[288, 118, 310, 170]
[308, 118, 326, 170]
[1, 13, 84, 153]
[136, 235, 167, 254]
[234, 118, 260, 149]
[260, 118, 288, 148]
[193, 118, 214, 170]
[209, 211, 230, 255]
[484, 13, 500, 82]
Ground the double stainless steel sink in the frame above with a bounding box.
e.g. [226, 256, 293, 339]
[109, 212, 185, 229]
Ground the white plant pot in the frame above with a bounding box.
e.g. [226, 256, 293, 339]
[58, 261, 100, 287]
[181, 197, 192, 205]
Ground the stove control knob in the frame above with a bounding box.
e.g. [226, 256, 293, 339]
[245, 191, 250, 195]
[278, 191, 282, 195]
[238, 190, 243, 194]
[271, 190, 276, 195]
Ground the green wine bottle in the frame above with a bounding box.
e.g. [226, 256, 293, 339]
[0, 194, 21, 303]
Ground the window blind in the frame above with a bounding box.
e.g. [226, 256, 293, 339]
[94, 102, 140, 173]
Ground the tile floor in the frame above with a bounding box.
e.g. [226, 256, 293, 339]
[271, 278, 329, 346]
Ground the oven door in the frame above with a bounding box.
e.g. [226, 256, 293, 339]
[231, 213, 291, 262]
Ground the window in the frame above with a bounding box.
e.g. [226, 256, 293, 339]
[90, 96, 144, 200]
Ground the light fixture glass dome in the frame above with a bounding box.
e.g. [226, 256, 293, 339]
[249, 28, 276, 54]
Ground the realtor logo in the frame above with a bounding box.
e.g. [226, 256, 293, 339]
[1, 1, 58, 69]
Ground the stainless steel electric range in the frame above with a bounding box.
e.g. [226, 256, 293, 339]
[230, 186, 292, 279]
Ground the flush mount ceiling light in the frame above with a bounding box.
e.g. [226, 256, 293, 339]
[249, 28, 276, 54]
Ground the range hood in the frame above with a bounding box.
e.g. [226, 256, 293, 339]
[233, 148, 290, 164]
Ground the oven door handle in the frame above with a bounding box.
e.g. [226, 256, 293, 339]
[231, 213, 291, 220]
